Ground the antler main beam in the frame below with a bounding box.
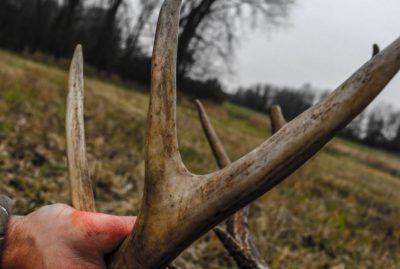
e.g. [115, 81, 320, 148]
[109, 0, 400, 267]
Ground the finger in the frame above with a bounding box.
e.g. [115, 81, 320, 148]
[71, 211, 136, 253]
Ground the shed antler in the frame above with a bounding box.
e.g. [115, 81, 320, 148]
[196, 100, 269, 269]
[107, 0, 400, 267]
[66, 45, 96, 212]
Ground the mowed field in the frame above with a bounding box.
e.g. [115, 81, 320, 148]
[0, 49, 399, 269]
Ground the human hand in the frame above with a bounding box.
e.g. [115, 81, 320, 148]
[2, 204, 135, 269]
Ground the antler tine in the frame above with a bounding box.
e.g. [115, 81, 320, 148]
[146, 0, 186, 178]
[196, 100, 268, 269]
[109, 0, 188, 268]
[195, 100, 248, 239]
[195, 100, 230, 168]
[270, 105, 287, 133]
[373, 43, 380, 57]
[66, 44, 96, 212]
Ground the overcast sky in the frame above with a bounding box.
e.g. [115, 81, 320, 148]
[231, 0, 400, 108]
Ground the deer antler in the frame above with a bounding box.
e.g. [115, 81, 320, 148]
[106, 0, 400, 267]
[66, 45, 96, 212]
[196, 100, 269, 269]
[270, 105, 287, 134]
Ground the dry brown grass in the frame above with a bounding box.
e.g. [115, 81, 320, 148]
[0, 49, 399, 268]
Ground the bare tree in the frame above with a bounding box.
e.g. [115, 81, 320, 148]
[124, 0, 161, 56]
[49, 0, 82, 57]
[62, 0, 400, 268]
[177, 0, 295, 78]
[90, 0, 125, 72]
[117, 0, 161, 81]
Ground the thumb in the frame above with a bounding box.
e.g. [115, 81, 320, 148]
[71, 210, 136, 253]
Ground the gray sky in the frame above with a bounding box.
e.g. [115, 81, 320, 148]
[231, 0, 400, 108]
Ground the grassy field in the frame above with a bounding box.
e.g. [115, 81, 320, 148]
[0, 49, 399, 269]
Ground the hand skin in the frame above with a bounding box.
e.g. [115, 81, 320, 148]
[2, 204, 136, 269]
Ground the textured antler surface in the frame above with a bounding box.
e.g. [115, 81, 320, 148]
[196, 100, 269, 269]
[66, 45, 96, 212]
[108, 0, 400, 267]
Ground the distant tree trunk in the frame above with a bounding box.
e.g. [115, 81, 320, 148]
[30, 0, 43, 52]
[174, 0, 295, 80]
[177, 0, 216, 79]
[364, 112, 386, 147]
[124, 0, 159, 57]
[48, 0, 81, 57]
[89, 0, 124, 73]
[117, 0, 159, 82]
[392, 125, 400, 152]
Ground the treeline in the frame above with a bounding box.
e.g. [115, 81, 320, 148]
[230, 84, 400, 153]
[0, 0, 295, 101]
